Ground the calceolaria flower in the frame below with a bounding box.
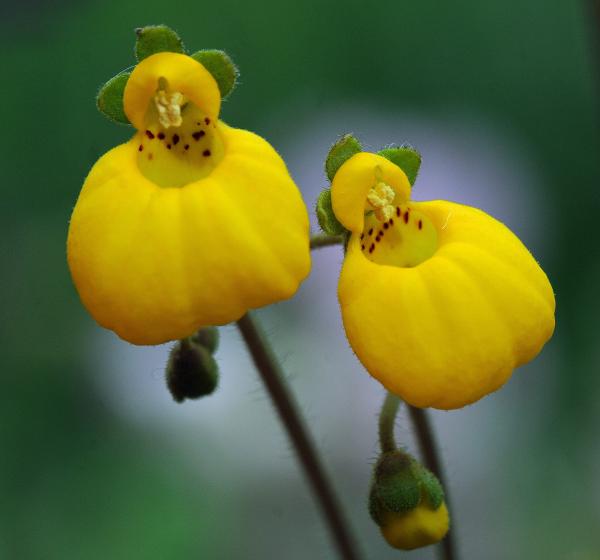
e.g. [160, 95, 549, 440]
[330, 147, 555, 409]
[68, 48, 310, 345]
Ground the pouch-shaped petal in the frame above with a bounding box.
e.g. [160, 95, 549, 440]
[338, 200, 555, 409]
[68, 122, 310, 345]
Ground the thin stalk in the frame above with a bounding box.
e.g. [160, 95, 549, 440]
[236, 312, 361, 560]
[378, 392, 400, 453]
[310, 233, 344, 250]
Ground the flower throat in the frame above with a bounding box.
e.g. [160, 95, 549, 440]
[361, 182, 438, 268]
[137, 79, 224, 188]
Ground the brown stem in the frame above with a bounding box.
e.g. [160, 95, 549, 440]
[236, 312, 361, 560]
[407, 405, 458, 560]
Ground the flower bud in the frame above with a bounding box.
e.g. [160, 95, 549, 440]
[166, 339, 219, 402]
[369, 450, 449, 550]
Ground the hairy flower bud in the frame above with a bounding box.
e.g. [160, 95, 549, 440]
[369, 450, 449, 550]
[166, 339, 219, 402]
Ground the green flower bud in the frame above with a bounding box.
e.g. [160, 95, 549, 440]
[190, 326, 220, 355]
[96, 72, 131, 125]
[370, 451, 421, 517]
[325, 133, 362, 182]
[166, 339, 218, 403]
[378, 144, 422, 186]
[190, 50, 239, 99]
[135, 25, 185, 62]
[369, 450, 449, 550]
[316, 188, 346, 236]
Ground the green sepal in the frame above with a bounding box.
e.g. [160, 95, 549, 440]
[135, 25, 185, 62]
[374, 452, 421, 513]
[190, 50, 239, 99]
[166, 339, 219, 403]
[325, 134, 362, 182]
[191, 326, 219, 355]
[368, 484, 387, 525]
[96, 72, 131, 125]
[316, 189, 346, 236]
[378, 145, 421, 186]
[418, 467, 445, 509]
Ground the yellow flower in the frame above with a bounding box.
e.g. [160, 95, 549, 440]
[331, 152, 555, 409]
[380, 500, 449, 550]
[67, 52, 310, 345]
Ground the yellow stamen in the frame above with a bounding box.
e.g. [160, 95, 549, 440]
[154, 90, 183, 128]
[367, 181, 396, 222]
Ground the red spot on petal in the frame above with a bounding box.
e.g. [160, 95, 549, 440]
[403, 211, 409, 224]
[203, 149, 211, 157]
[145, 130, 155, 139]
[369, 244, 375, 253]
[138, 145, 143, 152]
[158, 132, 165, 140]
[192, 131, 205, 141]
[418, 219, 423, 230]
[172, 134, 180, 145]
[396, 206, 401, 217]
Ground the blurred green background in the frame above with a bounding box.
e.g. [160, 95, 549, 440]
[2, 1, 599, 559]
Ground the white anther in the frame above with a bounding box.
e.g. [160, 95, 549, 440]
[154, 90, 183, 128]
[367, 181, 396, 222]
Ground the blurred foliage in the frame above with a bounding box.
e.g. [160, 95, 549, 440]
[1, 0, 599, 558]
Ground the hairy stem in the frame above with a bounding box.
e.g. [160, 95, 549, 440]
[378, 392, 400, 453]
[236, 312, 361, 560]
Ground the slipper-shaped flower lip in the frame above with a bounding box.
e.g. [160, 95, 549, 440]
[68, 52, 311, 345]
[332, 151, 555, 409]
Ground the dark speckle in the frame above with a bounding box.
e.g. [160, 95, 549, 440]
[384, 223, 389, 230]
[403, 211, 409, 224]
[158, 132, 165, 140]
[368, 228, 373, 236]
[192, 131, 206, 141]
[360, 233, 364, 240]
[203, 149, 211, 157]
[418, 219, 423, 230]
[184, 144, 190, 150]
[138, 144, 143, 152]
[375, 236, 380, 242]
[204, 117, 211, 125]
[167, 144, 172, 150]
[172, 134, 180, 145]
[361, 244, 365, 251]
[390, 219, 394, 226]
[145, 130, 155, 139]
[396, 206, 401, 217]
[369, 244, 375, 253]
